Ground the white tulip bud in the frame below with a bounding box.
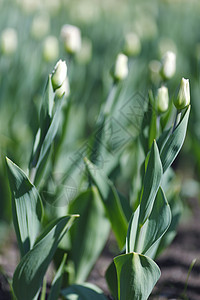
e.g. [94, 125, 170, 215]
[124, 32, 141, 57]
[174, 78, 190, 110]
[113, 53, 128, 81]
[55, 77, 70, 99]
[43, 36, 59, 62]
[1, 28, 18, 55]
[148, 60, 162, 85]
[156, 86, 169, 113]
[61, 24, 81, 54]
[160, 51, 176, 80]
[51, 60, 67, 91]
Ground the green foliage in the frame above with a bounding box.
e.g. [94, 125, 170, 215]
[62, 283, 107, 300]
[13, 215, 78, 300]
[1, 1, 195, 298]
[84, 158, 128, 249]
[114, 252, 160, 300]
[67, 187, 110, 283]
[48, 254, 67, 300]
[6, 157, 43, 257]
[160, 106, 191, 173]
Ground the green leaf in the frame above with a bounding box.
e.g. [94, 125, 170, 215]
[84, 158, 128, 249]
[13, 215, 79, 300]
[114, 252, 160, 300]
[137, 188, 171, 257]
[126, 206, 140, 254]
[139, 140, 163, 226]
[160, 105, 190, 173]
[40, 278, 47, 300]
[68, 186, 110, 283]
[48, 254, 67, 300]
[105, 261, 118, 300]
[148, 108, 157, 149]
[156, 128, 171, 152]
[29, 76, 54, 170]
[40, 75, 55, 122]
[155, 193, 182, 257]
[36, 98, 63, 171]
[61, 283, 107, 300]
[6, 157, 43, 257]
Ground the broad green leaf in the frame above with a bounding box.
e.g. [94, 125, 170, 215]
[6, 158, 43, 257]
[160, 105, 190, 173]
[61, 283, 107, 300]
[105, 261, 118, 300]
[137, 188, 171, 257]
[48, 254, 67, 300]
[68, 186, 110, 283]
[84, 158, 128, 249]
[139, 140, 163, 226]
[13, 215, 79, 300]
[114, 252, 160, 300]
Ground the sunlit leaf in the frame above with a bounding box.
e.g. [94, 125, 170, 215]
[114, 252, 160, 300]
[62, 283, 107, 300]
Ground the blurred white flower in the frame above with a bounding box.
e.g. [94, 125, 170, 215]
[148, 60, 162, 84]
[51, 59, 67, 91]
[55, 77, 70, 98]
[113, 53, 128, 81]
[61, 24, 81, 54]
[76, 37, 92, 64]
[156, 86, 169, 113]
[1, 28, 18, 55]
[31, 13, 50, 40]
[124, 32, 141, 57]
[43, 36, 59, 62]
[174, 78, 190, 110]
[160, 51, 176, 80]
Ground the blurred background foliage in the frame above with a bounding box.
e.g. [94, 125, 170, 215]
[0, 0, 200, 228]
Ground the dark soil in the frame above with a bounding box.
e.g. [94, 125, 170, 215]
[1, 198, 200, 300]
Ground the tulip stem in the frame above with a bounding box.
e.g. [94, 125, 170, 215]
[156, 115, 161, 137]
[103, 83, 117, 116]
